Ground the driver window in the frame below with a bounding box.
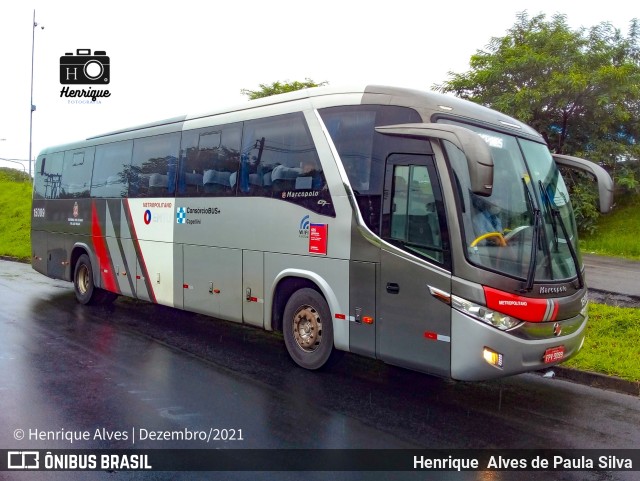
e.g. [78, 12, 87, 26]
[389, 164, 443, 263]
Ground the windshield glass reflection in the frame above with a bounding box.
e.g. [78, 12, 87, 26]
[444, 122, 580, 283]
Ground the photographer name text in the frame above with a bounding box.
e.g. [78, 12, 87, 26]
[413, 454, 634, 471]
[60, 86, 110, 102]
[17, 427, 244, 445]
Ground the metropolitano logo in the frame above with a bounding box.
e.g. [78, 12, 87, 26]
[60, 49, 111, 103]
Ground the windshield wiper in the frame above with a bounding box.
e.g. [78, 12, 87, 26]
[538, 181, 559, 251]
[524, 208, 541, 292]
[538, 181, 584, 289]
[522, 178, 541, 292]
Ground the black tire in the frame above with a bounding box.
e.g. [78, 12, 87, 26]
[73, 254, 117, 305]
[283, 288, 342, 370]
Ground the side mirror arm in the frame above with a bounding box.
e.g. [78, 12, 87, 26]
[552, 154, 614, 213]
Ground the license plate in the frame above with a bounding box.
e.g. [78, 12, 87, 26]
[543, 346, 565, 364]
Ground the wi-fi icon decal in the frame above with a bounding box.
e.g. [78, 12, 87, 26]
[300, 215, 310, 230]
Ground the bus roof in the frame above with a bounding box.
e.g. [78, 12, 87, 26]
[37, 85, 542, 155]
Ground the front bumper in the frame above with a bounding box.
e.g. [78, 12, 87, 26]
[450, 309, 587, 381]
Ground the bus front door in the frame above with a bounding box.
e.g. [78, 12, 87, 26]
[377, 154, 452, 377]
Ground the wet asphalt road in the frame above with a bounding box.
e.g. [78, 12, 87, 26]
[583, 254, 640, 307]
[0, 260, 639, 481]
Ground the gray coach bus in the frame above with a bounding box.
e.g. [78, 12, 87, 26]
[31, 85, 613, 381]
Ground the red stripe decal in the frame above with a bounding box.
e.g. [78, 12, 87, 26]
[124, 199, 156, 303]
[551, 300, 559, 321]
[91, 201, 118, 292]
[484, 286, 552, 323]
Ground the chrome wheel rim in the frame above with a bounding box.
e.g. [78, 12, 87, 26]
[77, 264, 90, 295]
[292, 305, 322, 352]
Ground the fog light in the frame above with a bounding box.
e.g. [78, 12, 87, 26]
[483, 347, 504, 368]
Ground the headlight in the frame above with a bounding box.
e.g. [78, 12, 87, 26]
[451, 295, 522, 330]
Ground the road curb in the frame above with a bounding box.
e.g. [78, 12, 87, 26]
[588, 287, 640, 308]
[0, 255, 29, 264]
[544, 366, 640, 397]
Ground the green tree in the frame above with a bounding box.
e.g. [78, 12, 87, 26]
[241, 78, 328, 100]
[434, 12, 640, 230]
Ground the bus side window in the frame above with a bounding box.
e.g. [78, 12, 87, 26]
[129, 132, 181, 198]
[240, 112, 334, 216]
[91, 141, 133, 198]
[60, 149, 94, 199]
[177, 124, 241, 197]
[318, 105, 426, 232]
[34, 152, 63, 200]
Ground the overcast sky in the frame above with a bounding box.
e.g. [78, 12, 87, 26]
[0, 0, 636, 173]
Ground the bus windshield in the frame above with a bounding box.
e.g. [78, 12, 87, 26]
[444, 122, 581, 284]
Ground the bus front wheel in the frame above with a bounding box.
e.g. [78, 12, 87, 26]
[73, 254, 117, 305]
[283, 288, 341, 370]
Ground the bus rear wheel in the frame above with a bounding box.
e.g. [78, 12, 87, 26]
[283, 288, 341, 370]
[74, 254, 117, 305]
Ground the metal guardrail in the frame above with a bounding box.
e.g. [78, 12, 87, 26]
[0, 159, 32, 179]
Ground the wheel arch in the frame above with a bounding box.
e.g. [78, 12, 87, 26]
[70, 243, 99, 287]
[268, 269, 348, 351]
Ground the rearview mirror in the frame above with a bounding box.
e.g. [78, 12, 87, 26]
[552, 154, 614, 214]
[375, 123, 494, 196]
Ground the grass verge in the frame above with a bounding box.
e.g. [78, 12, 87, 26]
[579, 195, 640, 260]
[563, 302, 640, 382]
[0, 168, 31, 261]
